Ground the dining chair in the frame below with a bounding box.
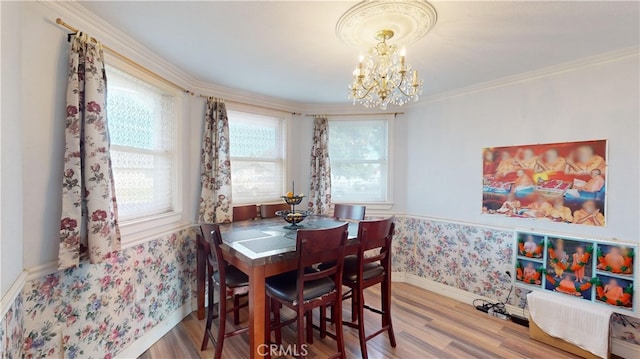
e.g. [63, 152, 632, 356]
[259, 203, 290, 219]
[232, 204, 258, 221]
[329, 217, 396, 359]
[265, 224, 349, 359]
[317, 204, 366, 323]
[333, 204, 366, 221]
[200, 223, 250, 359]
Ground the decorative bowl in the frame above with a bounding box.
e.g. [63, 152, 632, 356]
[281, 195, 305, 206]
[276, 209, 309, 228]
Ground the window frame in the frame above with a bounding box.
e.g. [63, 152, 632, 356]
[226, 102, 292, 206]
[104, 55, 185, 245]
[328, 114, 394, 210]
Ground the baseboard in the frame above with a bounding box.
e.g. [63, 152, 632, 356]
[611, 338, 639, 359]
[1, 270, 27, 318]
[397, 272, 528, 317]
[391, 271, 406, 282]
[115, 302, 193, 359]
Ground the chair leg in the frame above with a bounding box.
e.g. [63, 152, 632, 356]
[272, 299, 282, 345]
[297, 308, 306, 359]
[319, 305, 327, 338]
[214, 285, 226, 359]
[382, 278, 397, 347]
[356, 288, 368, 359]
[333, 298, 346, 359]
[305, 310, 313, 344]
[233, 294, 241, 325]
[201, 282, 215, 351]
[351, 290, 358, 322]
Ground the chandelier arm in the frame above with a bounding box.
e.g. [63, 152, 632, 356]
[353, 83, 378, 100]
[396, 86, 415, 97]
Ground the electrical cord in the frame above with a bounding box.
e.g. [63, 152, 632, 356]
[473, 299, 509, 315]
[474, 271, 513, 317]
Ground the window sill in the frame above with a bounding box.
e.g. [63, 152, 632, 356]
[119, 211, 188, 249]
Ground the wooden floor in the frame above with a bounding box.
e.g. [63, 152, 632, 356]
[139, 283, 579, 358]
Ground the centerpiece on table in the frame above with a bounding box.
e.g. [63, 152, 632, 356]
[276, 182, 309, 229]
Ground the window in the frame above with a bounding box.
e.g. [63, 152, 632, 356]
[106, 66, 177, 221]
[228, 110, 286, 204]
[329, 118, 389, 203]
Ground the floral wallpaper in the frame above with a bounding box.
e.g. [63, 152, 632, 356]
[392, 216, 521, 305]
[21, 227, 195, 359]
[2, 217, 637, 358]
[1, 293, 24, 359]
[391, 216, 640, 349]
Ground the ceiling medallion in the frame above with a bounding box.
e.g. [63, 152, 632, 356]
[336, 0, 438, 49]
[337, 0, 437, 109]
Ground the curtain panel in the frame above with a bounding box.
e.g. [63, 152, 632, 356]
[199, 99, 233, 223]
[59, 33, 121, 270]
[308, 116, 332, 214]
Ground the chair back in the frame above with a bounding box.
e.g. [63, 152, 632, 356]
[296, 224, 349, 297]
[233, 205, 258, 221]
[357, 218, 395, 269]
[334, 204, 366, 221]
[260, 203, 290, 219]
[200, 223, 226, 283]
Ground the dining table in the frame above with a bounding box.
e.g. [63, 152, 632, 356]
[196, 216, 359, 359]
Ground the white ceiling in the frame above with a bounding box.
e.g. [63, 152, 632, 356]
[78, 1, 639, 105]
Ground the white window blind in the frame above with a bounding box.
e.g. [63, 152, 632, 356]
[228, 110, 286, 205]
[329, 119, 388, 203]
[106, 66, 176, 220]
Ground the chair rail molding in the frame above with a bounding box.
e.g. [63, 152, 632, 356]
[0, 270, 27, 319]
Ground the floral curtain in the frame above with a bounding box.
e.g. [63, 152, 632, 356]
[199, 98, 233, 223]
[59, 32, 121, 270]
[308, 116, 332, 214]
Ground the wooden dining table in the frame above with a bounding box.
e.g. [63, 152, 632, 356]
[196, 216, 358, 359]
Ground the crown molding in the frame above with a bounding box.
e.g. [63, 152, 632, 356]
[417, 46, 640, 105]
[297, 47, 639, 112]
[297, 102, 399, 116]
[39, 1, 195, 91]
[37, 2, 639, 114]
[38, 1, 300, 113]
[190, 80, 300, 113]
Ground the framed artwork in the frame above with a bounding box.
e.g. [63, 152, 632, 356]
[483, 140, 607, 227]
[514, 230, 637, 313]
[597, 244, 634, 276]
[517, 233, 544, 259]
[595, 274, 633, 309]
[516, 258, 543, 287]
[545, 237, 593, 300]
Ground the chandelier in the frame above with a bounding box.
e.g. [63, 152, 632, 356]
[336, 0, 438, 109]
[349, 29, 421, 109]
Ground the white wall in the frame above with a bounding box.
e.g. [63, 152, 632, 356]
[1, 1, 25, 296]
[20, 2, 69, 269]
[291, 114, 313, 200]
[405, 54, 640, 241]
